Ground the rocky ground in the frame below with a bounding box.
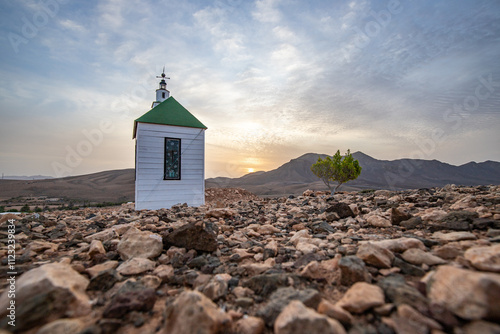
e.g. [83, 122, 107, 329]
[205, 188, 261, 206]
[0, 185, 500, 334]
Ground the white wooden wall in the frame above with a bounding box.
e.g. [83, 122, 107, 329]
[135, 122, 205, 210]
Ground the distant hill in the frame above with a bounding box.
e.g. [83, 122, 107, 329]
[1, 152, 498, 202]
[0, 169, 135, 202]
[1, 175, 54, 180]
[206, 152, 500, 195]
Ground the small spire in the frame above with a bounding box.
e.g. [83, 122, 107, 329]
[156, 67, 170, 89]
[152, 67, 171, 108]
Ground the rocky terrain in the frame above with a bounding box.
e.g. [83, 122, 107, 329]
[0, 185, 500, 334]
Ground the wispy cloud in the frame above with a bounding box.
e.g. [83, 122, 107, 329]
[252, 0, 282, 23]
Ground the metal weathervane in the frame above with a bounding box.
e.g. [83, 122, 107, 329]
[157, 66, 170, 81]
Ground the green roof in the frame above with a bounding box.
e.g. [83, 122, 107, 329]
[133, 96, 207, 138]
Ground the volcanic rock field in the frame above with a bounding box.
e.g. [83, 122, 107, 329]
[1, 185, 500, 334]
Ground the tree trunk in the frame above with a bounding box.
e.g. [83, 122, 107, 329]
[332, 182, 342, 195]
[322, 178, 332, 192]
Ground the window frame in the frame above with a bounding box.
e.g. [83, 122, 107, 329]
[164, 137, 181, 180]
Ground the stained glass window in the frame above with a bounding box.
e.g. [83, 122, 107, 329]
[164, 138, 181, 180]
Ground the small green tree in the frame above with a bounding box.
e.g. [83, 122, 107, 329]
[311, 149, 362, 194]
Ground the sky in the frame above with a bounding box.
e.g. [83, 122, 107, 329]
[0, 0, 499, 179]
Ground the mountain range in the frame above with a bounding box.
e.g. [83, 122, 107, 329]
[0, 152, 498, 202]
[206, 152, 500, 196]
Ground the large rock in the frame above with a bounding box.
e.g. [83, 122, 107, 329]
[36, 319, 85, 334]
[274, 300, 346, 334]
[88, 239, 106, 259]
[337, 282, 385, 313]
[338, 256, 371, 285]
[366, 215, 392, 227]
[84, 227, 118, 242]
[378, 275, 429, 314]
[255, 224, 281, 235]
[426, 265, 500, 320]
[421, 209, 448, 222]
[432, 244, 463, 260]
[117, 227, 163, 260]
[161, 290, 231, 334]
[393, 257, 426, 276]
[86, 260, 119, 278]
[400, 216, 423, 229]
[464, 244, 500, 273]
[390, 207, 412, 225]
[296, 241, 319, 254]
[430, 210, 478, 231]
[317, 299, 354, 327]
[116, 257, 156, 275]
[300, 259, 339, 284]
[392, 304, 443, 333]
[367, 237, 425, 253]
[234, 316, 265, 334]
[243, 273, 299, 297]
[450, 195, 476, 210]
[163, 221, 217, 252]
[461, 320, 500, 334]
[398, 304, 442, 330]
[289, 229, 311, 245]
[154, 264, 175, 282]
[441, 210, 478, 224]
[356, 243, 394, 269]
[311, 221, 336, 234]
[472, 218, 500, 230]
[0, 263, 90, 331]
[242, 262, 273, 276]
[256, 287, 321, 326]
[87, 268, 121, 291]
[264, 240, 279, 259]
[401, 248, 447, 266]
[431, 231, 477, 242]
[326, 203, 355, 219]
[27, 240, 59, 253]
[201, 277, 229, 301]
[102, 281, 157, 318]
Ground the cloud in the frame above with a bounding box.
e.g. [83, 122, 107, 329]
[252, 0, 282, 23]
[193, 5, 250, 64]
[58, 19, 86, 33]
[272, 25, 295, 41]
[97, 0, 125, 29]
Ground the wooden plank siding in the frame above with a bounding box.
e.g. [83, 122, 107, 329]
[135, 123, 205, 210]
